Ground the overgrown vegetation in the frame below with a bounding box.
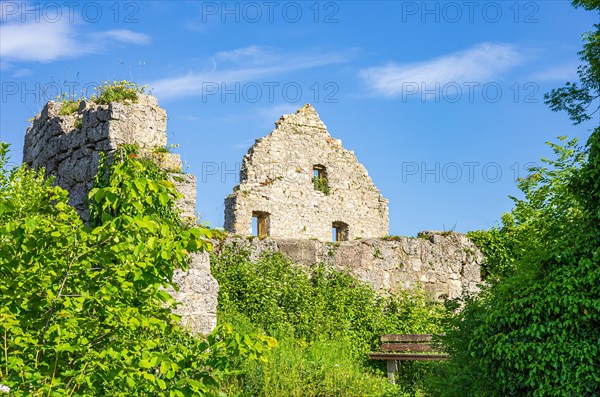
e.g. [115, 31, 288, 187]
[91, 80, 146, 105]
[58, 97, 80, 116]
[313, 175, 330, 195]
[0, 144, 273, 396]
[212, 248, 446, 396]
[55, 80, 146, 118]
[430, 1, 600, 395]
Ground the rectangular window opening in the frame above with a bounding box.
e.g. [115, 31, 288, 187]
[252, 211, 270, 239]
[332, 221, 349, 241]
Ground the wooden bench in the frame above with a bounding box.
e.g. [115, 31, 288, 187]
[368, 334, 448, 383]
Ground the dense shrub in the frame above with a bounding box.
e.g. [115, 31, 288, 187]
[429, 2, 600, 394]
[0, 143, 273, 396]
[91, 80, 146, 105]
[212, 248, 446, 396]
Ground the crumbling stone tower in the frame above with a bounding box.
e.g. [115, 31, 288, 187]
[225, 104, 389, 241]
[23, 95, 169, 221]
[22, 95, 217, 335]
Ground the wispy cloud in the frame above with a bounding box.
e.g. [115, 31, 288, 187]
[147, 46, 353, 100]
[256, 103, 300, 122]
[214, 45, 271, 64]
[0, 19, 150, 64]
[92, 29, 151, 45]
[531, 63, 579, 82]
[360, 43, 521, 98]
[0, 21, 86, 63]
[12, 68, 33, 78]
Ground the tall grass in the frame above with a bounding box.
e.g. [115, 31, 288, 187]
[212, 248, 447, 396]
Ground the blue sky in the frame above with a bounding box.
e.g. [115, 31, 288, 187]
[1, 1, 598, 235]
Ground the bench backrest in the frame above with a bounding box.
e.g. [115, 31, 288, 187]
[380, 334, 442, 353]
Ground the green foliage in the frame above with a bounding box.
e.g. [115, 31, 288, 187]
[431, 2, 600, 395]
[212, 248, 445, 396]
[55, 80, 146, 118]
[467, 222, 515, 281]
[91, 80, 146, 105]
[433, 138, 600, 397]
[58, 100, 80, 116]
[430, 253, 600, 396]
[544, 0, 599, 124]
[467, 137, 587, 282]
[545, 0, 599, 121]
[235, 332, 399, 397]
[88, 145, 182, 228]
[0, 143, 272, 396]
[313, 176, 330, 195]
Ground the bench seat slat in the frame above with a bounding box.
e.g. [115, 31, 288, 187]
[368, 352, 449, 361]
[380, 343, 437, 352]
[381, 334, 433, 343]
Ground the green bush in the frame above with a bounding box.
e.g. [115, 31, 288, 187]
[92, 80, 146, 105]
[429, 2, 600, 393]
[58, 99, 80, 116]
[429, 137, 600, 396]
[0, 142, 273, 396]
[467, 137, 587, 283]
[212, 248, 446, 396]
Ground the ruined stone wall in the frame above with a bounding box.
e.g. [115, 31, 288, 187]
[224, 104, 389, 241]
[22, 95, 217, 335]
[216, 231, 482, 299]
[23, 95, 167, 220]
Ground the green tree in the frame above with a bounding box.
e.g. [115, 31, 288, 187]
[0, 144, 273, 396]
[430, 1, 600, 395]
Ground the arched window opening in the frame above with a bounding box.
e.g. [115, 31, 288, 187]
[313, 165, 330, 194]
[252, 211, 270, 238]
[332, 221, 349, 242]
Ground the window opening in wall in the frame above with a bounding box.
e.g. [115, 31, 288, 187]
[252, 211, 270, 239]
[332, 221, 349, 241]
[313, 165, 330, 195]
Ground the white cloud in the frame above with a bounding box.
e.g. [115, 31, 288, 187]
[214, 45, 272, 64]
[0, 21, 87, 62]
[12, 68, 33, 78]
[531, 63, 579, 82]
[0, 19, 150, 63]
[256, 103, 299, 122]
[360, 43, 521, 98]
[147, 46, 353, 100]
[92, 29, 151, 45]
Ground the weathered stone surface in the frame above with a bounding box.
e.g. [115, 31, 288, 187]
[22, 95, 218, 335]
[23, 95, 484, 335]
[171, 173, 197, 222]
[224, 104, 389, 241]
[23, 95, 167, 220]
[215, 231, 483, 299]
[168, 252, 219, 335]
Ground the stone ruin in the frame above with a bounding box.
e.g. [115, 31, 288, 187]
[22, 94, 483, 334]
[224, 104, 389, 241]
[22, 95, 218, 335]
[217, 231, 482, 300]
[23, 95, 167, 221]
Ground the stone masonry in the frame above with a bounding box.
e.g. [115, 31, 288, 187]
[22, 95, 218, 335]
[224, 104, 389, 241]
[216, 231, 482, 299]
[22, 94, 482, 330]
[23, 95, 167, 221]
